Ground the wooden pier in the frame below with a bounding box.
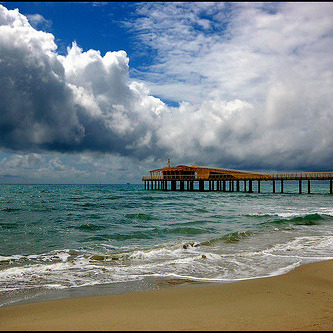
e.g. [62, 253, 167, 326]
[142, 164, 333, 194]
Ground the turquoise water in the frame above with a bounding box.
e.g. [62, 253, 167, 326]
[1, 182, 333, 307]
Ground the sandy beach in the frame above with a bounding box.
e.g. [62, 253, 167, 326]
[0, 259, 332, 331]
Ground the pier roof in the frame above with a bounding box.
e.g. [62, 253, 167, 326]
[148, 165, 269, 180]
[143, 164, 333, 181]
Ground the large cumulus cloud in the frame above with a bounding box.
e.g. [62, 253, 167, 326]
[0, 5, 166, 159]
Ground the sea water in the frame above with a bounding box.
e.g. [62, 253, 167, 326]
[1, 182, 333, 307]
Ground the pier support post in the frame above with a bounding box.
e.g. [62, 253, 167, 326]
[281, 180, 284, 193]
[223, 181, 226, 192]
[248, 180, 253, 193]
[171, 180, 176, 191]
[299, 180, 302, 194]
[308, 180, 311, 194]
[258, 180, 261, 193]
[199, 180, 204, 192]
[330, 180, 332, 194]
[244, 180, 246, 192]
[180, 181, 184, 191]
[272, 180, 275, 193]
[236, 180, 240, 192]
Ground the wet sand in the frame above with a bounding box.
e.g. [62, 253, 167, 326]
[0, 260, 332, 331]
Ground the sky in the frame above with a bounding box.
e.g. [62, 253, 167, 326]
[0, 2, 333, 184]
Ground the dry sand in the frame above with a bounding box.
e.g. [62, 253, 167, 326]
[0, 259, 332, 331]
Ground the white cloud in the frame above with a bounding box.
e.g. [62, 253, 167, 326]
[27, 13, 52, 30]
[127, 2, 333, 170]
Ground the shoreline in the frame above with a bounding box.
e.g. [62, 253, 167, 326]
[0, 260, 332, 331]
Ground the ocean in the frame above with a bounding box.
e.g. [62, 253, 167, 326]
[1, 182, 333, 307]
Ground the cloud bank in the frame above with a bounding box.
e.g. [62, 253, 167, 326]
[130, 2, 333, 170]
[1, 3, 333, 177]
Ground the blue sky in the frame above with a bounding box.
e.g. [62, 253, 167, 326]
[3, 3, 132, 52]
[0, 2, 333, 183]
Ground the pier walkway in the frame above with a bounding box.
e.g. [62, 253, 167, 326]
[142, 164, 333, 194]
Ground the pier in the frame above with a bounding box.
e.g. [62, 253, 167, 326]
[142, 163, 333, 194]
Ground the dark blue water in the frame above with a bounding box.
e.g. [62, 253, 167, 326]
[1, 183, 333, 307]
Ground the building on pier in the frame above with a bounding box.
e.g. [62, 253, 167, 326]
[142, 163, 333, 194]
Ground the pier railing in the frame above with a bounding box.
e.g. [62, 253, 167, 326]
[267, 172, 333, 180]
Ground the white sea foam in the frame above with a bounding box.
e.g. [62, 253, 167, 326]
[0, 254, 24, 261]
[247, 205, 333, 219]
[264, 236, 333, 255]
[1, 233, 333, 295]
